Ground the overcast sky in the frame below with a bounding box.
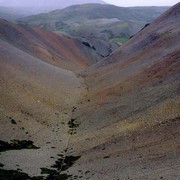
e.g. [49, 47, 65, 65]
[0, 0, 179, 7]
[104, 0, 179, 7]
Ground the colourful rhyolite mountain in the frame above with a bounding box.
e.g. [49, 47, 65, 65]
[0, 3, 179, 180]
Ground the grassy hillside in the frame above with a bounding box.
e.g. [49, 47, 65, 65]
[19, 4, 169, 57]
[0, 6, 28, 20]
[20, 4, 168, 23]
[0, 0, 105, 14]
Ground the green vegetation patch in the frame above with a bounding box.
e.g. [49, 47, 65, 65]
[0, 168, 73, 180]
[68, 119, 80, 135]
[0, 140, 39, 152]
[11, 119, 17, 124]
[6, 116, 17, 124]
[0, 169, 43, 180]
[41, 168, 72, 180]
[52, 155, 81, 171]
[55, 22, 70, 31]
[117, 21, 129, 29]
[40, 155, 80, 179]
[160, 30, 171, 37]
[46, 173, 72, 180]
[68, 119, 79, 129]
[111, 35, 130, 45]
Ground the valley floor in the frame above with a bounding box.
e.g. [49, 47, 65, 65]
[1, 64, 179, 179]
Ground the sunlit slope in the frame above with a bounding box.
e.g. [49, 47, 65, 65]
[0, 38, 86, 175]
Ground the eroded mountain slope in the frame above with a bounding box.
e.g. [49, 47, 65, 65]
[0, 19, 100, 71]
[0, 37, 88, 177]
[0, 3, 180, 180]
[65, 3, 180, 179]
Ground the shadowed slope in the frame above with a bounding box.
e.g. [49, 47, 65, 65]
[0, 19, 99, 71]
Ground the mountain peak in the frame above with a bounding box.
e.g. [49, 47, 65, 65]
[0, 0, 105, 7]
[0, 0, 106, 13]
